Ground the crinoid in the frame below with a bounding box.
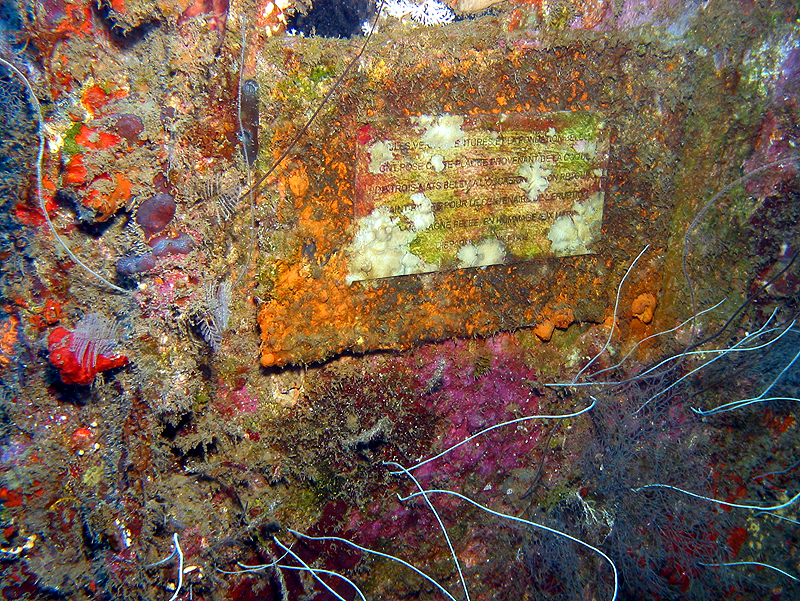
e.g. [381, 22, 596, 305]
[70, 312, 123, 369]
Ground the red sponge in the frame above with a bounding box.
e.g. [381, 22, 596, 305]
[48, 327, 128, 385]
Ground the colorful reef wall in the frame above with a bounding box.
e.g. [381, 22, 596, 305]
[1, 0, 799, 599]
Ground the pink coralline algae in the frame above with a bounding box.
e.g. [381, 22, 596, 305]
[412, 334, 542, 484]
[344, 334, 544, 548]
[216, 385, 259, 417]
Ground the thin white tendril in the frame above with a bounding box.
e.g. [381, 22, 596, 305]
[399, 488, 618, 601]
[397, 398, 596, 473]
[146, 533, 183, 601]
[289, 529, 457, 601]
[589, 298, 727, 381]
[633, 311, 790, 413]
[633, 484, 800, 512]
[272, 536, 366, 601]
[572, 245, 650, 384]
[0, 57, 129, 293]
[699, 561, 799, 583]
[385, 461, 471, 601]
[694, 343, 800, 415]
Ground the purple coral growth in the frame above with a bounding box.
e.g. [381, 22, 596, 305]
[412, 335, 542, 484]
[136, 193, 176, 238]
[343, 334, 544, 556]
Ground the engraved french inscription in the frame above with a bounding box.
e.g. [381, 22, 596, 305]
[348, 112, 608, 283]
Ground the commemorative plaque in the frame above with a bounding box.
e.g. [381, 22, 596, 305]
[348, 112, 608, 282]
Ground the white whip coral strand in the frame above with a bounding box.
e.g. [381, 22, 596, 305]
[272, 536, 365, 601]
[146, 533, 184, 601]
[589, 298, 727, 381]
[632, 484, 800, 512]
[633, 311, 792, 413]
[699, 561, 799, 583]
[289, 529, 458, 601]
[573, 244, 650, 383]
[385, 461, 471, 601]
[693, 342, 800, 415]
[398, 488, 619, 601]
[396, 397, 597, 473]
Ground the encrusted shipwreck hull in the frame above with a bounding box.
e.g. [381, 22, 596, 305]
[0, 0, 799, 600]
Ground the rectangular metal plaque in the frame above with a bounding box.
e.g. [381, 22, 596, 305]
[348, 111, 608, 282]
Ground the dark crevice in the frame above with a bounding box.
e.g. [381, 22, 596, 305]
[287, 0, 374, 38]
[93, 0, 161, 48]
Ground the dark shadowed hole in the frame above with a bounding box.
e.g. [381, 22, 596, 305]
[287, 0, 374, 38]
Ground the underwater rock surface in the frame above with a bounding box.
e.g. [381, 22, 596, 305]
[0, 0, 799, 600]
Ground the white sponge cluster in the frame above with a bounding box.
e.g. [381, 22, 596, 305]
[347, 193, 437, 283]
[414, 115, 466, 149]
[547, 192, 604, 256]
[368, 140, 394, 174]
[456, 238, 506, 268]
[518, 161, 552, 200]
[383, 0, 456, 25]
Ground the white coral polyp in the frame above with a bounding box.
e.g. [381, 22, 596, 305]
[518, 161, 552, 201]
[547, 192, 605, 256]
[384, 0, 455, 26]
[346, 198, 437, 283]
[415, 114, 465, 149]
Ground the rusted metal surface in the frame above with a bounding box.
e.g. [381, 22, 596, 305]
[257, 39, 690, 365]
